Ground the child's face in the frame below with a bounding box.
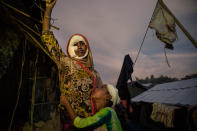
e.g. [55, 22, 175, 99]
[94, 86, 112, 110]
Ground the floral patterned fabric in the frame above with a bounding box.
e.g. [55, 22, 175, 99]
[41, 31, 102, 118]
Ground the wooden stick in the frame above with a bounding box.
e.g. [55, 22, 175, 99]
[159, 0, 197, 48]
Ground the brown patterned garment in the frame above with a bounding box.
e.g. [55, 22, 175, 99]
[41, 31, 103, 118]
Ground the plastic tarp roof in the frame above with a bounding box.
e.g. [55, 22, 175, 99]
[131, 78, 197, 106]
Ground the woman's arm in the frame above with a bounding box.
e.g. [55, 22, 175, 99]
[60, 95, 77, 122]
[42, 0, 67, 63]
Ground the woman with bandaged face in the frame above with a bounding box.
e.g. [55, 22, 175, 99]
[42, 0, 103, 130]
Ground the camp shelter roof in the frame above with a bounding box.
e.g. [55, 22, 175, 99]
[141, 83, 153, 89]
[131, 78, 197, 106]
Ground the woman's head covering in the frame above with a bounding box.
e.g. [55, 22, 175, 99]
[66, 34, 94, 68]
[106, 84, 120, 108]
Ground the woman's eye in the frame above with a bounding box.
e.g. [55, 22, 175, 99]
[80, 41, 85, 45]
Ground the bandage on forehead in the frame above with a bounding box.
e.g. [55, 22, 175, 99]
[73, 46, 77, 51]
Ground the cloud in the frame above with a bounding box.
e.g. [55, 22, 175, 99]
[51, 0, 197, 85]
[133, 52, 197, 79]
[153, 52, 197, 59]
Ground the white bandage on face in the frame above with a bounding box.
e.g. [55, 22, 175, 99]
[68, 35, 89, 59]
[73, 46, 78, 51]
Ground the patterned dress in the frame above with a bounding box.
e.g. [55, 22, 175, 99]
[41, 31, 102, 118]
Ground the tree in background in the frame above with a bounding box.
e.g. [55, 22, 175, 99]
[136, 73, 197, 85]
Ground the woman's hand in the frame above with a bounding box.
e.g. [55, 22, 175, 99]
[42, 0, 56, 31]
[46, 0, 56, 9]
[60, 94, 68, 106]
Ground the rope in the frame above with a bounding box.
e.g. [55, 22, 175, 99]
[134, 1, 171, 68]
[161, 7, 171, 68]
[8, 37, 27, 131]
[134, 27, 149, 65]
[164, 47, 171, 68]
[134, 0, 159, 66]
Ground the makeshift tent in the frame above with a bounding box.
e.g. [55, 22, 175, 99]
[0, 0, 61, 130]
[128, 81, 152, 99]
[132, 78, 197, 106]
[131, 78, 197, 131]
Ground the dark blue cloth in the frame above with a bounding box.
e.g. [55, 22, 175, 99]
[116, 54, 133, 100]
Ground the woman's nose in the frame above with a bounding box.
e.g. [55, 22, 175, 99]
[77, 43, 82, 49]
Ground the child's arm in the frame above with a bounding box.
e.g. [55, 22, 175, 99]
[60, 95, 76, 122]
[60, 95, 111, 129]
[74, 108, 111, 128]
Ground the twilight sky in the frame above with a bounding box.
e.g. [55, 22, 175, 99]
[51, 0, 197, 85]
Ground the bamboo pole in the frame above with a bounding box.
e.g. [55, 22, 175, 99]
[1, 1, 59, 30]
[30, 49, 39, 131]
[159, 0, 197, 48]
[8, 38, 27, 131]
